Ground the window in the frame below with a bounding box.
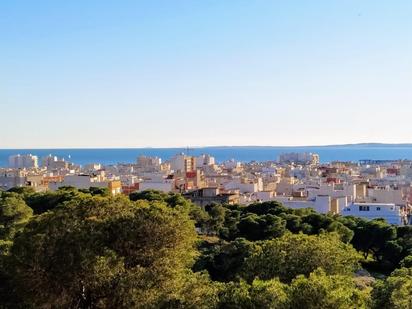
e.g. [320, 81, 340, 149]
[359, 206, 370, 211]
[376, 207, 381, 211]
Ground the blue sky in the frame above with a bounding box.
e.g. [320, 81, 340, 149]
[1, 1, 411, 148]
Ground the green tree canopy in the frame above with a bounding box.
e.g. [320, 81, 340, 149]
[79, 186, 111, 197]
[194, 238, 259, 282]
[237, 214, 286, 241]
[0, 192, 33, 242]
[243, 232, 361, 283]
[24, 187, 87, 214]
[372, 267, 412, 309]
[217, 279, 289, 309]
[8, 195, 199, 308]
[245, 201, 289, 216]
[130, 190, 210, 230]
[289, 268, 371, 309]
[350, 219, 397, 260]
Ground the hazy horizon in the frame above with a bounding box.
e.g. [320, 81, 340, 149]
[3, 142, 412, 150]
[2, 1, 412, 148]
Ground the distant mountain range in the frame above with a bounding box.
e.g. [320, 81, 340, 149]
[319, 143, 412, 148]
[305, 143, 412, 148]
[197, 143, 412, 149]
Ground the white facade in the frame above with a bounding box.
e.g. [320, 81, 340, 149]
[367, 188, 404, 206]
[138, 179, 174, 192]
[49, 174, 108, 190]
[170, 154, 186, 172]
[119, 175, 139, 186]
[136, 156, 161, 168]
[0, 170, 27, 189]
[274, 195, 332, 214]
[342, 203, 406, 225]
[9, 154, 38, 168]
[42, 155, 58, 167]
[224, 178, 260, 193]
[223, 159, 241, 170]
[196, 154, 215, 168]
[83, 163, 102, 171]
[170, 154, 195, 172]
[140, 172, 168, 182]
[255, 191, 275, 202]
[307, 183, 356, 202]
[278, 152, 319, 165]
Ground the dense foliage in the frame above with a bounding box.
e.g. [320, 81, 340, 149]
[0, 188, 411, 308]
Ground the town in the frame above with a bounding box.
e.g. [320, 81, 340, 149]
[2, 152, 411, 225]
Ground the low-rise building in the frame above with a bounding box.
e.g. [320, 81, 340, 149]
[48, 174, 122, 195]
[184, 187, 239, 207]
[341, 202, 407, 225]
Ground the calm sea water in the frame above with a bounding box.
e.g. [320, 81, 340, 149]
[1, 146, 412, 167]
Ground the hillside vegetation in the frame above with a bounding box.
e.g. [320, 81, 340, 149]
[1, 187, 412, 308]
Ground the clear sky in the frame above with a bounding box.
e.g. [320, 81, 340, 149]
[1, 1, 412, 148]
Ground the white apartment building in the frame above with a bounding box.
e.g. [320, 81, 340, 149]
[278, 152, 320, 165]
[223, 159, 241, 170]
[9, 154, 38, 168]
[306, 183, 356, 203]
[138, 179, 174, 192]
[224, 177, 263, 193]
[49, 174, 104, 190]
[170, 154, 195, 173]
[0, 170, 27, 190]
[196, 154, 215, 168]
[367, 188, 404, 206]
[255, 191, 275, 202]
[42, 155, 58, 167]
[341, 203, 406, 225]
[136, 156, 161, 168]
[42, 155, 69, 170]
[274, 195, 333, 214]
[0, 169, 46, 191]
[119, 175, 139, 186]
[82, 163, 102, 171]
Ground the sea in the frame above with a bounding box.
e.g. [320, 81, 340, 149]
[2, 145, 412, 167]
